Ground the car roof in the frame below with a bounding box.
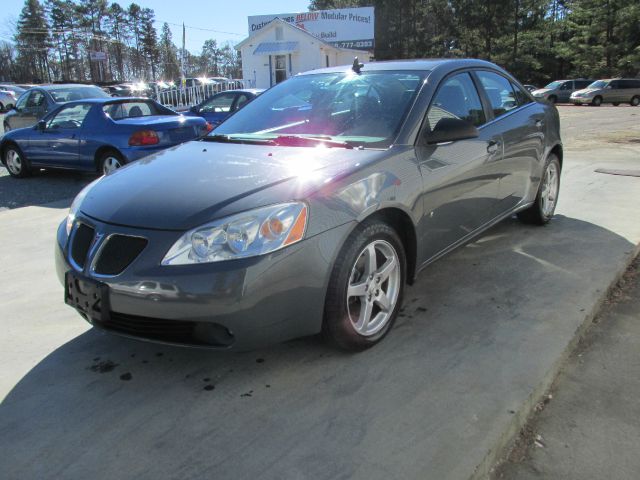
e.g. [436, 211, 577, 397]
[299, 58, 500, 75]
[33, 84, 103, 91]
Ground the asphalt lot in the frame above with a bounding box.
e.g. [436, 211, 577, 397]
[1, 105, 639, 480]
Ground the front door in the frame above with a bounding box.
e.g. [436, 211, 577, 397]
[274, 55, 287, 84]
[11, 90, 46, 129]
[416, 71, 502, 261]
[28, 103, 91, 166]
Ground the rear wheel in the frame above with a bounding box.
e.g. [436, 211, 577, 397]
[98, 150, 125, 175]
[517, 154, 560, 225]
[631, 96, 640, 107]
[3, 145, 32, 178]
[323, 220, 406, 351]
[591, 96, 602, 106]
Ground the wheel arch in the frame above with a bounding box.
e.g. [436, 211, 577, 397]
[550, 143, 563, 170]
[363, 207, 418, 285]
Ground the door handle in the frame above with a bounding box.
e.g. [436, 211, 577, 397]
[487, 140, 500, 154]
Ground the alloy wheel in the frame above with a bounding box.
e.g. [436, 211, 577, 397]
[102, 156, 122, 175]
[5, 149, 22, 175]
[346, 240, 401, 336]
[540, 161, 559, 217]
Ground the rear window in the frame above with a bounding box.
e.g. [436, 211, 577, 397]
[103, 101, 168, 120]
[49, 86, 110, 102]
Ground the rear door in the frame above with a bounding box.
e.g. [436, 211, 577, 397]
[416, 71, 502, 260]
[474, 70, 545, 213]
[28, 103, 91, 166]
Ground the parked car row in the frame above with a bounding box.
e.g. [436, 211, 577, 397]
[49, 59, 564, 352]
[532, 78, 640, 106]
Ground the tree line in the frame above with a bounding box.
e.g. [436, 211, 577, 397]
[1, 0, 241, 84]
[311, 0, 640, 84]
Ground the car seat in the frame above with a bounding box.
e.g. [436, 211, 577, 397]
[128, 105, 143, 117]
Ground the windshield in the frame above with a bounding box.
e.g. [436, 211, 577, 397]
[588, 80, 608, 89]
[544, 81, 563, 89]
[49, 86, 110, 102]
[214, 71, 427, 148]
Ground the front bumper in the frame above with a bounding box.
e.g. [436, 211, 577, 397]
[569, 97, 592, 104]
[56, 215, 352, 350]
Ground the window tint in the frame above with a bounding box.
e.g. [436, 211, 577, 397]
[609, 81, 620, 89]
[103, 101, 163, 120]
[427, 73, 485, 129]
[511, 82, 532, 106]
[46, 103, 92, 129]
[560, 82, 572, 90]
[476, 71, 518, 118]
[201, 93, 236, 113]
[620, 80, 640, 89]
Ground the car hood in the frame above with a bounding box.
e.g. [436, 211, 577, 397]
[572, 88, 599, 95]
[80, 140, 384, 230]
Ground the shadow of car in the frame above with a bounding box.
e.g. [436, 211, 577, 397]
[1, 97, 210, 177]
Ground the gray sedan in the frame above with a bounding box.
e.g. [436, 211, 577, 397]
[55, 59, 562, 351]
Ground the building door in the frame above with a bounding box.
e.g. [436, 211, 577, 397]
[274, 55, 287, 84]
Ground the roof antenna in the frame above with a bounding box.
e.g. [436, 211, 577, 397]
[352, 57, 364, 74]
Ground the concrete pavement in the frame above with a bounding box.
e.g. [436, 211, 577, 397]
[493, 258, 640, 479]
[1, 107, 640, 479]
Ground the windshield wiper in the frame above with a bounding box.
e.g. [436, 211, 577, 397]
[202, 134, 276, 145]
[272, 135, 354, 149]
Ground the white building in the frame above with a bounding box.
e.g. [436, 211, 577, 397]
[236, 18, 373, 89]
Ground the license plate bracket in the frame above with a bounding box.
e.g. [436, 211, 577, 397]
[64, 271, 110, 323]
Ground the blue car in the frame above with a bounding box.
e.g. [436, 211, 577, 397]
[184, 89, 264, 127]
[1, 97, 210, 177]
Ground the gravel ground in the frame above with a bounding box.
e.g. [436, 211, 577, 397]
[0, 104, 639, 211]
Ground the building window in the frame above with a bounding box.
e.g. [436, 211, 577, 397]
[274, 55, 287, 84]
[275, 26, 283, 41]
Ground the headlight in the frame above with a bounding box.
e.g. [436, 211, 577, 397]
[161, 202, 308, 265]
[66, 179, 100, 236]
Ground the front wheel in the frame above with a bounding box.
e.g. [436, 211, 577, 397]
[591, 96, 602, 106]
[631, 96, 640, 107]
[517, 154, 561, 225]
[3, 145, 32, 178]
[323, 220, 406, 351]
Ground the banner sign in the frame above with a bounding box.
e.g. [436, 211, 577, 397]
[248, 7, 375, 51]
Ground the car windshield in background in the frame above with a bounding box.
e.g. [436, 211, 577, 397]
[213, 71, 427, 148]
[588, 80, 608, 89]
[544, 81, 563, 89]
[103, 101, 166, 120]
[49, 86, 110, 102]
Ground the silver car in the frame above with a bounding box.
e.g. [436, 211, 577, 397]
[570, 78, 640, 106]
[55, 59, 562, 351]
[532, 79, 593, 104]
[0, 89, 16, 112]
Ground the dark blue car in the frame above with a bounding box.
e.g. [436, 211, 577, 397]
[1, 97, 210, 177]
[184, 89, 264, 127]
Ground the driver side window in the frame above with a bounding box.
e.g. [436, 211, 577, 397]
[15, 92, 28, 111]
[46, 103, 92, 130]
[427, 72, 486, 130]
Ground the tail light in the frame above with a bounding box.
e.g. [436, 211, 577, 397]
[204, 122, 214, 133]
[129, 130, 159, 146]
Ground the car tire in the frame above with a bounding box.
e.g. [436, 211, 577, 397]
[2, 144, 32, 178]
[591, 96, 602, 106]
[612, 102, 620, 106]
[98, 149, 125, 175]
[548, 95, 557, 104]
[631, 96, 640, 107]
[517, 154, 561, 225]
[323, 220, 406, 351]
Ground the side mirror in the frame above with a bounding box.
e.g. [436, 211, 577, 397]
[424, 117, 479, 145]
[36, 120, 46, 131]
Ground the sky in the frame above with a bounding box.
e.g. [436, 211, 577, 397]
[1, 0, 311, 52]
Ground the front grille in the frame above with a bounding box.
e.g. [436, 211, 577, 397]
[94, 235, 147, 275]
[70, 223, 95, 269]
